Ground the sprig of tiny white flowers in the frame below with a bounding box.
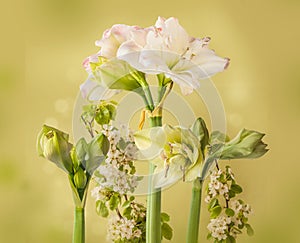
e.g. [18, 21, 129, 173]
[205, 166, 254, 243]
[82, 101, 172, 242]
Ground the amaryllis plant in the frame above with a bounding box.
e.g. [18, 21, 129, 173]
[37, 17, 268, 243]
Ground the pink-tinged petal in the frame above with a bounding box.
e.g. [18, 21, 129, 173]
[82, 54, 100, 72]
[145, 28, 165, 50]
[117, 40, 147, 72]
[117, 40, 142, 57]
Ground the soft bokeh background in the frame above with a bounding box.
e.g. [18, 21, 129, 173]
[1, 0, 299, 242]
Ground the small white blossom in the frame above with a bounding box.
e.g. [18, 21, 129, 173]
[91, 186, 103, 201]
[205, 195, 212, 203]
[230, 200, 243, 214]
[207, 216, 231, 241]
[94, 164, 139, 195]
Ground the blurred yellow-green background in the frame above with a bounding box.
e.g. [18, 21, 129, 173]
[1, 0, 299, 242]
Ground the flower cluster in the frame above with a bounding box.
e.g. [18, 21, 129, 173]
[92, 124, 140, 196]
[81, 16, 229, 99]
[205, 166, 254, 243]
[107, 217, 142, 242]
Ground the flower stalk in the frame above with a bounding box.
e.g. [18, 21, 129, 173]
[187, 178, 203, 243]
[73, 207, 85, 243]
[147, 116, 162, 243]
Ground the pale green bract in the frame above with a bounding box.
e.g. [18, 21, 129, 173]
[134, 124, 203, 188]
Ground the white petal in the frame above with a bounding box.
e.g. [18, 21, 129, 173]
[80, 76, 119, 101]
[163, 17, 189, 54]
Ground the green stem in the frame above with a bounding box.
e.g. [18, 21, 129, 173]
[186, 178, 203, 243]
[73, 207, 85, 243]
[143, 85, 155, 111]
[147, 116, 162, 243]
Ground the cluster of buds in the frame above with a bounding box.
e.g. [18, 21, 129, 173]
[205, 166, 254, 243]
[37, 125, 109, 207]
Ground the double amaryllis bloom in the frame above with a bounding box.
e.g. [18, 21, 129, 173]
[134, 124, 204, 188]
[81, 16, 229, 98]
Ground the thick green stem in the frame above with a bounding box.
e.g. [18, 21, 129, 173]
[73, 207, 85, 243]
[186, 178, 203, 243]
[146, 116, 162, 243]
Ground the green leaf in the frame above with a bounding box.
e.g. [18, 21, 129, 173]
[245, 224, 254, 236]
[210, 205, 222, 218]
[207, 233, 213, 240]
[96, 200, 109, 218]
[161, 212, 170, 222]
[109, 193, 120, 211]
[161, 223, 173, 240]
[226, 235, 236, 243]
[191, 117, 209, 152]
[122, 200, 131, 208]
[231, 184, 243, 194]
[225, 208, 235, 217]
[228, 190, 236, 198]
[123, 206, 132, 219]
[208, 198, 219, 210]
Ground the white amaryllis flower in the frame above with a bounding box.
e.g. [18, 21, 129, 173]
[134, 124, 203, 187]
[119, 17, 230, 95]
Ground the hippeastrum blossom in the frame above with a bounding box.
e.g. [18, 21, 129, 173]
[119, 17, 230, 95]
[134, 124, 203, 188]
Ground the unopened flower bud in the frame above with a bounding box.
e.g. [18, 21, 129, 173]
[37, 125, 73, 173]
[220, 129, 268, 160]
[74, 167, 87, 189]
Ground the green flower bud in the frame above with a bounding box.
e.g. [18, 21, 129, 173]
[73, 167, 87, 189]
[94, 59, 144, 91]
[220, 129, 268, 160]
[37, 125, 73, 173]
